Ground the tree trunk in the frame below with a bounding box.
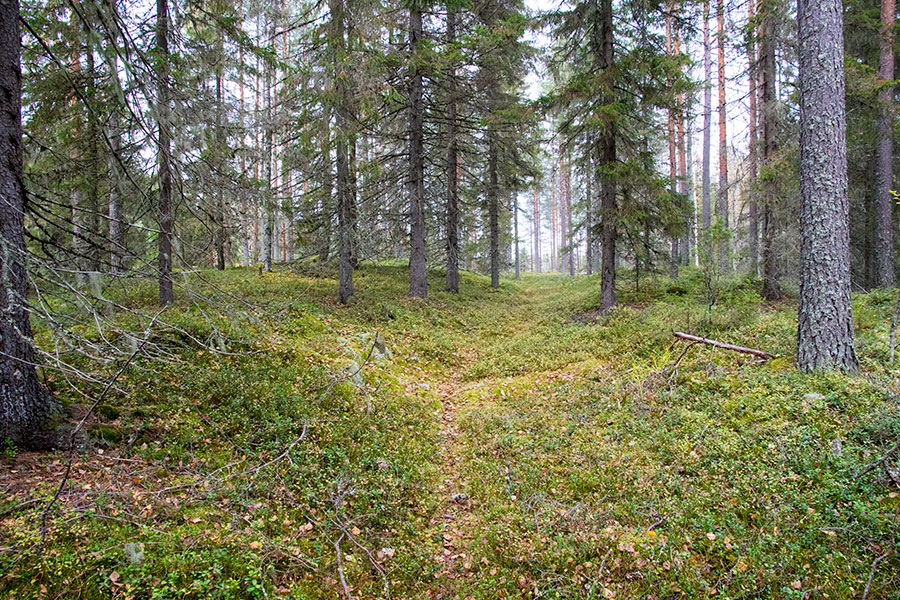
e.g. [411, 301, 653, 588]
[156, 0, 174, 304]
[760, 0, 782, 300]
[331, 0, 354, 303]
[746, 0, 759, 275]
[701, 0, 712, 236]
[875, 0, 895, 287]
[716, 0, 729, 271]
[666, 12, 679, 279]
[103, 0, 126, 275]
[533, 185, 541, 272]
[408, 7, 427, 298]
[797, 0, 857, 371]
[676, 29, 690, 267]
[488, 126, 500, 289]
[0, 0, 56, 448]
[565, 153, 574, 276]
[514, 193, 520, 280]
[595, 0, 617, 312]
[215, 63, 226, 271]
[585, 142, 593, 275]
[445, 7, 460, 292]
[550, 163, 557, 272]
[262, 15, 274, 273]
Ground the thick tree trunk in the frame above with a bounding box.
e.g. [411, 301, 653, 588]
[0, 0, 55, 448]
[596, 0, 617, 312]
[156, 0, 174, 304]
[408, 7, 427, 298]
[797, 0, 857, 371]
[716, 0, 729, 271]
[746, 0, 759, 275]
[701, 0, 712, 236]
[760, 0, 782, 301]
[445, 8, 460, 292]
[331, 0, 354, 303]
[875, 0, 895, 287]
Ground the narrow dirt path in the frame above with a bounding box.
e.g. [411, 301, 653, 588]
[424, 370, 482, 598]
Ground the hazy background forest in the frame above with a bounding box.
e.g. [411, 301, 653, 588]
[1, 0, 900, 596]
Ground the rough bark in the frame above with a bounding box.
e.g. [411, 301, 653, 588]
[488, 126, 500, 289]
[760, 0, 782, 301]
[408, 7, 427, 298]
[514, 193, 520, 280]
[445, 8, 460, 293]
[585, 143, 593, 275]
[595, 0, 617, 312]
[1, 0, 56, 447]
[716, 0, 729, 271]
[666, 10, 678, 279]
[103, 0, 126, 275]
[156, 0, 174, 304]
[262, 15, 274, 273]
[331, 0, 354, 303]
[550, 164, 557, 272]
[215, 62, 226, 271]
[701, 0, 712, 235]
[676, 30, 689, 267]
[875, 0, 895, 287]
[797, 0, 858, 371]
[746, 0, 759, 275]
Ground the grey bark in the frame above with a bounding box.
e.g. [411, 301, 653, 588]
[1, 0, 56, 447]
[875, 0, 895, 287]
[716, 0, 729, 271]
[514, 193, 520, 280]
[445, 8, 460, 293]
[156, 0, 174, 304]
[408, 7, 427, 298]
[585, 142, 593, 275]
[488, 125, 500, 289]
[746, 0, 759, 275]
[595, 0, 617, 312]
[331, 0, 354, 303]
[760, 0, 782, 301]
[103, 0, 125, 275]
[797, 0, 858, 371]
[262, 15, 274, 273]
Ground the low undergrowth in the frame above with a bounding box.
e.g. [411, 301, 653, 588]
[2, 266, 899, 599]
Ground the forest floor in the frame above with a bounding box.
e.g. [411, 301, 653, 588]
[2, 265, 900, 599]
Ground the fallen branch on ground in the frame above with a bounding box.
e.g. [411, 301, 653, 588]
[673, 332, 774, 359]
[854, 438, 900, 480]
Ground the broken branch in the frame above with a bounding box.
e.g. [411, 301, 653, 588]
[673, 332, 774, 359]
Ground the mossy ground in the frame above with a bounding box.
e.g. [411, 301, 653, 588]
[2, 265, 899, 599]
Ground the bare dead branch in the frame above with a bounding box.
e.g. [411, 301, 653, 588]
[673, 331, 774, 359]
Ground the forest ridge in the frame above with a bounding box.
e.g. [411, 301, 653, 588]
[1, 0, 899, 597]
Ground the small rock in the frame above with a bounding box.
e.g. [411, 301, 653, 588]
[124, 542, 145, 565]
[451, 493, 468, 504]
[831, 437, 842, 457]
